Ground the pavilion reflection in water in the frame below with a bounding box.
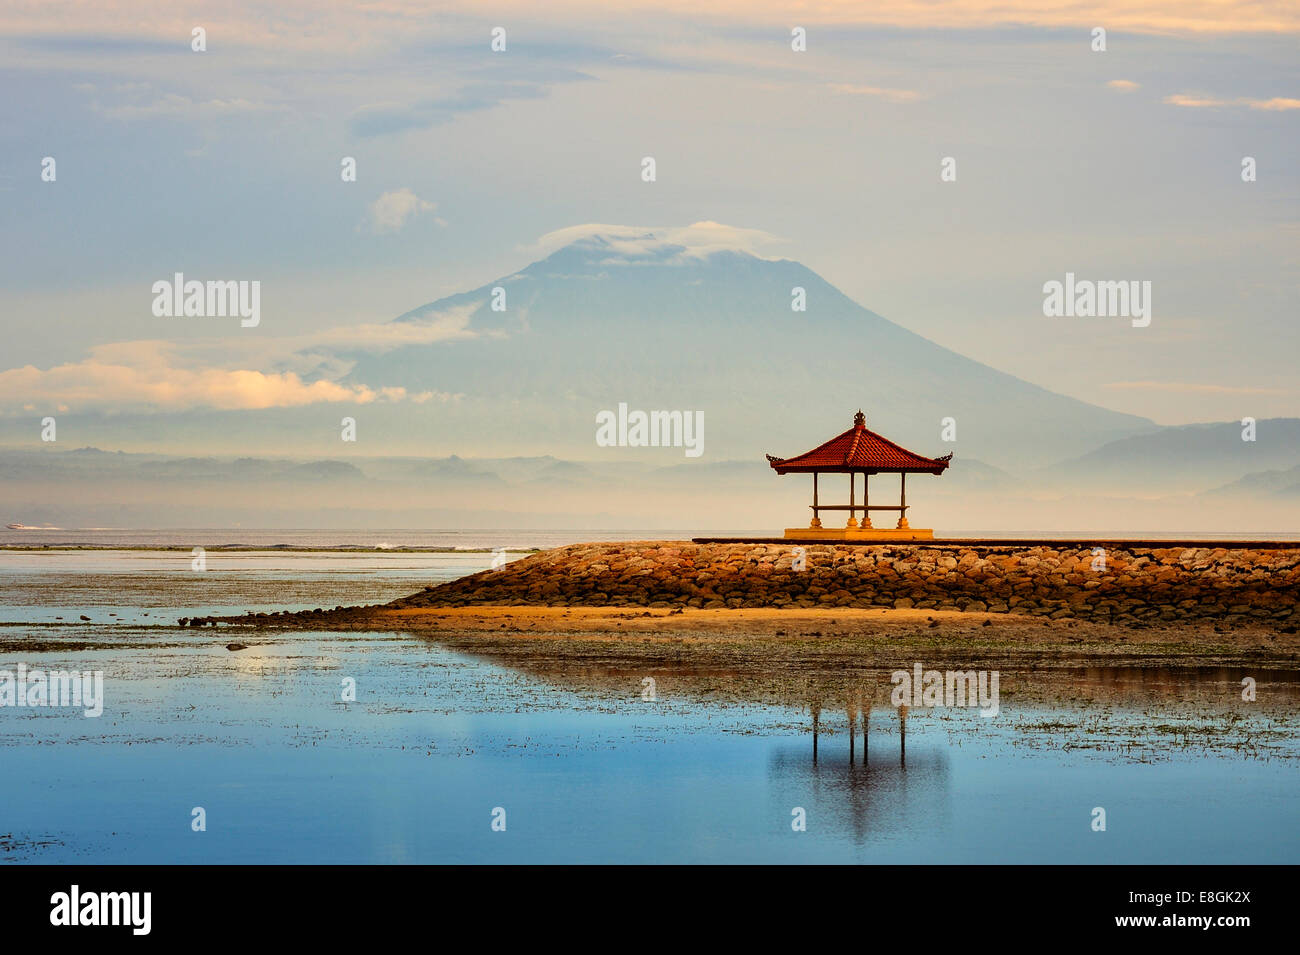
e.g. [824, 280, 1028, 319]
[769, 702, 953, 844]
[808, 700, 917, 767]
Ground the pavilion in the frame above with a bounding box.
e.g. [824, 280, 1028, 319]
[766, 410, 952, 540]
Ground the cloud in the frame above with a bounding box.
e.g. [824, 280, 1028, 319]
[1244, 96, 1300, 110]
[826, 83, 926, 102]
[100, 93, 282, 119]
[362, 188, 444, 234]
[70, 81, 287, 122]
[1164, 93, 1228, 108]
[529, 221, 786, 263]
[0, 305, 478, 414]
[1102, 381, 1287, 396]
[1106, 80, 1140, 92]
[1165, 92, 1300, 110]
[3, 1, 1297, 40]
[300, 304, 479, 350]
[347, 78, 588, 137]
[517, 1, 1300, 33]
[146, 303, 480, 383]
[0, 345, 433, 413]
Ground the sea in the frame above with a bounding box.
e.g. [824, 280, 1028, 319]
[0, 529, 1296, 863]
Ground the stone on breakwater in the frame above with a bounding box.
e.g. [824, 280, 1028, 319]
[385, 542, 1300, 624]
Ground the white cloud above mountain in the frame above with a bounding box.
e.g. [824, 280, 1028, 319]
[528, 221, 786, 264]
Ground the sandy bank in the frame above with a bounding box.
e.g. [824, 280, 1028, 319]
[216, 603, 1300, 668]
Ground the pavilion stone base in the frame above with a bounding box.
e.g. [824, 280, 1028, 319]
[784, 527, 935, 541]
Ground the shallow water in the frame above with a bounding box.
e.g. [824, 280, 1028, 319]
[0, 548, 499, 625]
[1, 550, 1296, 864]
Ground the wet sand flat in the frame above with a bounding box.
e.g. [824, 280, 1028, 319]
[244, 604, 1300, 674]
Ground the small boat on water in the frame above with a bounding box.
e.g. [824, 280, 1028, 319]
[5, 523, 27, 529]
[5, 523, 58, 530]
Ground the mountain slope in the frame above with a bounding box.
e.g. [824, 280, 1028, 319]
[344, 233, 1155, 469]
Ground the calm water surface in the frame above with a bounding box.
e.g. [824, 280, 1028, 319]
[1, 549, 1296, 864]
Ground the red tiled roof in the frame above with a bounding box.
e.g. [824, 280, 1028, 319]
[766, 411, 952, 475]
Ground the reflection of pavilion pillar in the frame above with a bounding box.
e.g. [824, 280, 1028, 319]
[898, 704, 908, 768]
[846, 695, 857, 764]
[863, 702, 869, 758]
[811, 700, 822, 763]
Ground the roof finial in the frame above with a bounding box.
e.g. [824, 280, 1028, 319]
[853, 409, 865, 428]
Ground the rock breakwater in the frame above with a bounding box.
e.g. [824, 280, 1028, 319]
[387, 541, 1299, 626]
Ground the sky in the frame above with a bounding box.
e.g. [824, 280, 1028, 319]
[1, 0, 1296, 443]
